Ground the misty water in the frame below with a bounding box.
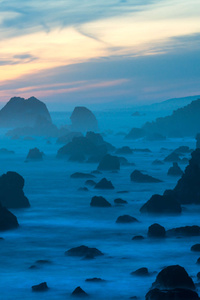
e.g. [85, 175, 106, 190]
[0, 111, 199, 299]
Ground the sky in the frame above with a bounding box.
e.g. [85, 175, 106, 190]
[0, 0, 200, 110]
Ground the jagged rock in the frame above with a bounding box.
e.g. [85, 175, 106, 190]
[0, 171, 30, 208]
[26, 148, 44, 161]
[71, 172, 95, 179]
[148, 223, 166, 238]
[70, 106, 98, 132]
[167, 226, 200, 237]
[140, 193, 182, 214]
[167, 162, 183, 176]
[116, 215, 138, 223]
[65, 245, 103, 258]
[116, 146, 133, 154]
[131, 267, 149, 276]
[71, 286, 88, 297]
[145, 288, 199, 300]
[0, 204, 19, 231]
[94, 178, 114, 189]
[32, 282, 49, 292]
[97, 154, 120, 171]
[90, 196, 111, 207]
[130, 170, 162, 183]
[191, 244, 200, 252]
[114, 198, 128, 204]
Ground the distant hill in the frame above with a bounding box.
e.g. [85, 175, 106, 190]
[0, 96, 52, 128]
[126, 98, 200, 139]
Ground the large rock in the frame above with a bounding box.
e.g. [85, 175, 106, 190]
[140, 193, 182, 214]
[0, 204, 19, 230]
[0, 172, 30, 208]
[130, 170, 162, 183]
[146, 288, 199, 300]
[0, 96, 52, 128]
[94, 178, 114, 189]
[70, 106, 98, 132]
[97, 154, 120, 171]
[90, 196, 111, 207]
[65, 245, 103, 258]
[26, 148, 44, 161]
[148, 223, 166, 238]
[167, 225, 200, 237]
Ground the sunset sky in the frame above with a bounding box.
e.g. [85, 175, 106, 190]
[0, 0, 200, 109]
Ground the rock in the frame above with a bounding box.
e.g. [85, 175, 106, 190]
[116, 215, 138, 223]
[196, 133, 200, 148]
[91, 170, 102, 175]
[69, 153, 85, 162]
[174, 146, 192, 154]
[78, 187, 89, 192]
[0, 204, 19, 231]
[0, 171, 30, 208]
[71, 172, 96, 179]
[191, 244, 200, 252]
[26, 148, 44, 161]
[125, 128, 146, 140]
[196, 257, 200, 264]
[70, 106, 98, 132]
[145, 288, 199, 300]
[0, 148, 15, 155]
[85, 278, 105, 282]
[56, 132, 83, 144]
[145, 133, 166, 141]
[164, 152, 181, 162]
[35, 260, 52, 265]
[148, 223, 166, 238]
[197, 272, 200, 280]
[32, 282, 49, 292]
[130, 170, 162, 183]
[90, 196, 111, 207]
[85, 180, 96, 187]
[133, 148, 152, 153]
[131, 267, 149, 276]
[114, 198, 127, 204]
[167, 162, 183, 176]
[152, 160, 164, 166]
[71, 286, 88, 297]
[65, 245, 103, 258]
[167, 225, 200, 237]
[0, 96, 52, 128]
[151, 265, 195, 290]
[140, 193, 182, 214]
[94, 178, 114, 189]
[97, 154, 120, 171]
[132, 235, 144, 240]
[116, 146, 133, 154]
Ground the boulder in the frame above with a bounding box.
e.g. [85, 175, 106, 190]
[131, 267, 149, 276]
[71, 286, 88, 297]
[140, 193, 181, 214]
[130, 170, 162, 183]
[32, 282, 49, 292]
[114, 198, 127, 204]
[132, 235, 144, 241]
[167, 162, 183, 176]
[70, 106, 98, 132]
[148, 223, 166, 238]
[167, 226, 200, 237]
[71, 172, 96, 179]
[97, 154, 120, 171]
[116, 215, 138, 223]
[146, 288, 199, 300]
[0, 204, 19, 231]
[65, 245, 103, 258]
[26, 148, 44, 161]
[191, 244, 200, 252]
[94, 178, 114, 189]
[90, 196, 111, 207]
[0, 171, 30, 208]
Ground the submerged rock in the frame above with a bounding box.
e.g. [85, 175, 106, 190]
[94, 178, 114, 189]
[130, 170, 162, 183]
[26, 148, 44, 161]
[65, 245, 103, 258]
[0, 204, 19, 231]
[97, 154, 120, 171]
[32, 282, 49, 292]
[148, 223, 166, 238]
[90, 196, 111, 207]
[116, 215, 138, 223]
[0, 171, 30, 208]
[70, 106, 98, 132]
[167, 162, 183, 176]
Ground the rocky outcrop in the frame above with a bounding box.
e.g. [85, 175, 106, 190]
[0, 204, 19, 230]
[71, 286, 88, 297]
[131, 170, 162, 183]
[0, 171, 30, 208]
[167, 225, 200, 237]
[26, 148, 44, 161]
[146, 288, 199, 300]
[32, 282, 49, 292]
[94, 178, 114, 189]
[148, 223, 166, 238]
[56, 132, 83, 144]
[97, 154, 120, 171]
[70, 106, 98, 132]
[164, 152, 181, 162]
[167, 162, 183, 176]
[90, 196, 111, 207]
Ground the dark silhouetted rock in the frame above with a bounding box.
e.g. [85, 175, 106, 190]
[167, 162, 183, 176]
[90, 196, 111, 207]
[167, 225, 200, 237]
[140, 193, 182, 214]
[0, 204, 19, 231]
[131, 170, 162, 183]
[116, 146, 133, 154]
[85, 278, 105, 282]
[174, 146, 192, 154]
[131, 267, 149, 276]
[164, 152, 181, 162]
[35, 260, 52, 265]
[148, 223, 166, 238]
[65, 245, 103, 258]
[95, 178, 114, 189]
[32, 282, 49, 292]
[146, 288, 199, 300]
[196, 257, 200, 264]
[191, 244, 200, 252]
[116, 215, 138, 223]
[71, 172, 95, 179]
[56, 132, 83, 144]
[71, 286, 88, 297]
[132, 235, 144, 241]
[97, 154, 120, 171]
[114, 198, 127, 204]
[151, 265, 195, 290]
[0, 171, 30, 208]
[152, 160, 164, 166]
[26, 148, 44, 161]
[70, 106, 98, 132]
[85, 180, 96, 186]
